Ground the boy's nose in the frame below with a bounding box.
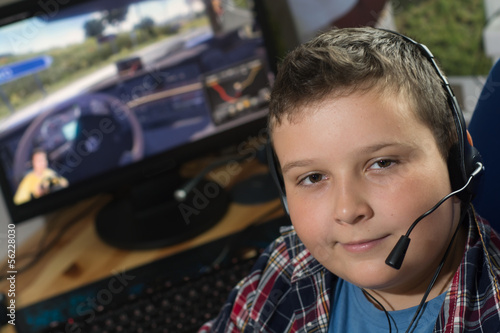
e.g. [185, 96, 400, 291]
[332, 179, 373, 225]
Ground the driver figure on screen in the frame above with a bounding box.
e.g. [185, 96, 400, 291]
[13, 148, 69, 205]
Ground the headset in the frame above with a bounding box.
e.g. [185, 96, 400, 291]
[266, 28, 485, 332]
[266, 29, 484, 267]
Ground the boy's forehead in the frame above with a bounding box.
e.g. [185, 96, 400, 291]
[270, 89, 419, 135]
[269, 91, 438, 165]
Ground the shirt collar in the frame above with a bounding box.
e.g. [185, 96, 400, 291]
[279, 226, 329, 283]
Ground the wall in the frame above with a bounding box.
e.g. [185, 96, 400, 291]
[483, 0, 500, 62]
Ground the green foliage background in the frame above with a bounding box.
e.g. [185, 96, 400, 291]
[391, 0, 492, 75]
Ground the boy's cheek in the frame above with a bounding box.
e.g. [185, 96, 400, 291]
[305, 240, 334, 263]
[287, 198, 331, 243]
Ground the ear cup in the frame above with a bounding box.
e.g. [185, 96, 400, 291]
[465, 144, 484, 199]
[447, 139, 483, 202]
[266, 141, 289, 216]
[446, 91, 484, 203]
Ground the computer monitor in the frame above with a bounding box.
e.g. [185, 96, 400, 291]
[0, 0, 283, 249]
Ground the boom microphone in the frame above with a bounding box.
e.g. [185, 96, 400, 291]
[385, 162, 484, 269]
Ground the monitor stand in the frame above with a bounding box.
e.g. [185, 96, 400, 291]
[95, 172, 230, 250]
[230, 172, 279, 204]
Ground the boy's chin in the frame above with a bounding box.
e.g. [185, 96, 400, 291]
[334, 260, 405, 290]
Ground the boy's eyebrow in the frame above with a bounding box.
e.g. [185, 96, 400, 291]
[281, 159, 317, 175]
[358, 142, 415, 154]
[280, 142, 416, 175]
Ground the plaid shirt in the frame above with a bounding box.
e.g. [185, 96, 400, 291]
[199, 210, 500, 332]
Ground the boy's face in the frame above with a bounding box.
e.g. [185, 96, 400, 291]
[272, 90, 462, 295]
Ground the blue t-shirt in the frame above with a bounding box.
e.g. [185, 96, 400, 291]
[329, 279, 446, 332]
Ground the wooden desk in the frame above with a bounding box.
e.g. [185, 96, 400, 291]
[0, 158, 284, 333]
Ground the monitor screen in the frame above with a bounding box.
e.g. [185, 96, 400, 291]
[0, 0, 277, 241]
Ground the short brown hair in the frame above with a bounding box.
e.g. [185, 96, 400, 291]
[268, 27, 457, 158]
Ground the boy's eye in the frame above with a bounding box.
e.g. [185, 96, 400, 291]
[370, 159, 395, 169]
[299, 173, 325, 185]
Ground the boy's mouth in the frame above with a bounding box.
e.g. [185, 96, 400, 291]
[341, 235, 390, 253]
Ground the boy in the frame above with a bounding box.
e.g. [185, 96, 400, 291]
[199, 27, 500, 332]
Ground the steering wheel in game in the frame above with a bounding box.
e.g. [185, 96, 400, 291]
[13, 93, 144, 185]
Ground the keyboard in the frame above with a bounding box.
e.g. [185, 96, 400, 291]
[15, 215, 290, 333]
